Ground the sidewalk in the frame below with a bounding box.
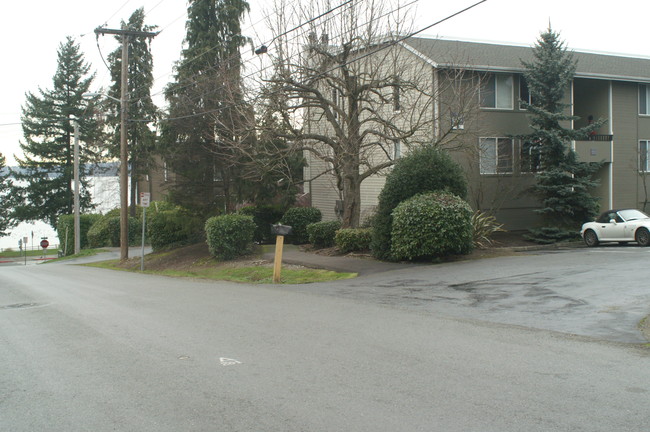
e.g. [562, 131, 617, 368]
[262, 244, 417, 276]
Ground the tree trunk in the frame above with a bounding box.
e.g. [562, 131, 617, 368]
[340, 163, 361, 228]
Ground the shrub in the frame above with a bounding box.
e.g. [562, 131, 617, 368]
[280, 207, 322, 244]
[87, 214, 142, 248]
[56, 213, 102, 255]
[390, 192, 473, 261]
[335, 228, 373, 253]
[472, 211, 505, 249]
[307, 220, 341, 248]
[205, 214, 256, 260]
[147, 207, 204, 251]
[238, 204, 285, 244]
[371, 146, 467, 261]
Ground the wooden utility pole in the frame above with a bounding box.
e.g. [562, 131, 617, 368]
[94, 26, 158, 261]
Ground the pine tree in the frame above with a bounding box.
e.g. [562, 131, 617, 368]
[522, 28, 603, 243]
[0, 153, 14, 237]
[12, 37, 103, 228]
[161, 0, 250, 216]
[105, 8, 158, 215]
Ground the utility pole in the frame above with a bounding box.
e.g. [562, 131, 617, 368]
[94, 26, 158, 261]
[72, 119, 80, 255]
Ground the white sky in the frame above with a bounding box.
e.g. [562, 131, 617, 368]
[1, 0, 649, 166]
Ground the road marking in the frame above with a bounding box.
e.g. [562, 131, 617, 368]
[219, 357, 242, 366]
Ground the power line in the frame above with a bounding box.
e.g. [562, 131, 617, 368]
[155, 0, 489, 124]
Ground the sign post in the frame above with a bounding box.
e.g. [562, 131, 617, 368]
[139, 192, 151, 271]
[270, 224, 292, 283]
[40, 238, 49, 259]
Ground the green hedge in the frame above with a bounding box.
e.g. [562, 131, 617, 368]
[238, 204, 285, 244]
[147, 207, 204, 251]
[280, 207, 322, 244]
[307, 220, 341, 248]
[390, 192, 473, 261]
[56, 213, 102, 255]
[335, 228, 372, 253]
[371, 146, 467, 261]
[205, 214, 256, 260]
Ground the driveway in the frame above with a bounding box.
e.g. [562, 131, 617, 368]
[282, 245, 650, 343]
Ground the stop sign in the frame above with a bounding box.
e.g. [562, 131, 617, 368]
[40, 239, 49, 249]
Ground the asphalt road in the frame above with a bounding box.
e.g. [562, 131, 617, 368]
[1, 248, 649, 431]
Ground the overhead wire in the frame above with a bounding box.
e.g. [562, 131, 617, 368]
[133, 0, 359, 107]
[149, 0, 428, 123]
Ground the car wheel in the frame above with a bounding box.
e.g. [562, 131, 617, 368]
[635, 227, 650, 247]
[584, 229, 599, 247]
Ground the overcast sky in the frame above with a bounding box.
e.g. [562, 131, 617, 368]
[1, 0, 649, 166]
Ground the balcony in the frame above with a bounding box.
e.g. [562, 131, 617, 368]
[575, 135, 613, 163]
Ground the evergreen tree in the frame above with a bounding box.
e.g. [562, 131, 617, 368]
[0, 153, 14, 237]
[105, 8, 158, 216]
[12, 37, 103, 228]
[521, 28, 603, 243]
[161, 0, 250, 216]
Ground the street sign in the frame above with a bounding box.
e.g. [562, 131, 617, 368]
[139, 192, 151, 208]
[40, 239, 49, 249]
[23, 237, 28, 245]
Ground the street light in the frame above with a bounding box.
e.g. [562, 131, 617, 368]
[83, 87, 129, 261]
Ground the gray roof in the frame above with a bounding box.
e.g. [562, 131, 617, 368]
[402, 37, 650, 83]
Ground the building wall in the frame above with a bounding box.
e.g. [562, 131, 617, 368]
[611, 81, 643, 209]
[305, 47, 650, 230]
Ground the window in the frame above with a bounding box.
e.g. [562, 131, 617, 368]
[519, 76, 534, 109]
[479, 137, 513, 174]
[521, 140, 542, 173]
[480, 73, 513, 109]
[451, 112, 464, 130]
[640, 140, 650, 172]
[640, 84, 650, 115]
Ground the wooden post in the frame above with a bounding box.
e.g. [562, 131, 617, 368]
[272, 235, 285, 283]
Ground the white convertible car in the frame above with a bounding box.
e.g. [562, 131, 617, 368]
[581, 209, 650, 247]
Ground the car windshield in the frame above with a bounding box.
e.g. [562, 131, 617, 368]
[618, 209, 650, 221]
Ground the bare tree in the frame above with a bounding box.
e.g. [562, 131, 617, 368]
[258, 0, 480, 227]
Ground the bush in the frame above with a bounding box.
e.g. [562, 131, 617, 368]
[205, 214, 256, 260]
[307, 220, 341, 248]
[87, 214, 142, 248]
[147, 207, 204, 251]
[57, 213, 102, 255]
[335, 228, 373, 253]
[371, 146, 467, 261]
[238, 204, 285, 244]
[280, 207, 322, 244]
[390, 192, 473, 261]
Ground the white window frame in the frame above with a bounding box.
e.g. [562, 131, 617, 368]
[479, 137, 514, 175]
[640, 140, 650, 172]
[640, 84, 650, 116]
[480, 73, 514, 110]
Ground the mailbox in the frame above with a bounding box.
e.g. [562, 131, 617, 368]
[271, 224, 292, 236]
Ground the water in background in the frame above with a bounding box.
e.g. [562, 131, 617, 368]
[0, 176, 123, 252]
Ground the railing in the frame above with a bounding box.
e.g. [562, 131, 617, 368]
[583, 134, 613, 142]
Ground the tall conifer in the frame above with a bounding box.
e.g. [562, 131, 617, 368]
[522, 28, 602, 243]
[161, 0, 250, 215]
[12, 37, 103, 227]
